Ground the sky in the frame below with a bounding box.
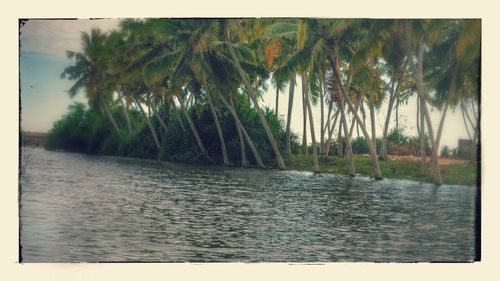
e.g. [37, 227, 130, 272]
[19, 18, 473, 151]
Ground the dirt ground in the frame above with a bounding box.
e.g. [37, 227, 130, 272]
[387, 155, 470, 167]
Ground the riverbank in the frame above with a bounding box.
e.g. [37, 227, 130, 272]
[286, 154, 478, 186]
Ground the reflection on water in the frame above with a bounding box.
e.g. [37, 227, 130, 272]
[20, 147, 477, 262]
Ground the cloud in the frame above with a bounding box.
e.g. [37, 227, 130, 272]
[20, 19, 121, 59]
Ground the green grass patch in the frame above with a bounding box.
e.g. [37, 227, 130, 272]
[285, 154, 478, 186]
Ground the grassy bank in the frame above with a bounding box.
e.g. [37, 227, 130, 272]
[286, 154, 478, 187]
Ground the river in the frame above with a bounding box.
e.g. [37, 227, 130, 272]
[19, 147, 478, 262]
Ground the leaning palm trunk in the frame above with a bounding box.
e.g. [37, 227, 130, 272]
[417, 96, 427, 173]
[275, 87, 279, 115]
[176, 96, 210, 161]
[324, 110, 339, 157]
[434, 66, 458, 156]
[368, 92, 377, 152]
[117, 91, 132, 134]
[337, 110, 344, 157]
[134, 96, 160, 149]
[333, 62, 382, 180]
[380, 62, 406, 160]
[302, 89, 308, 155]
[224, 28, 286, 170]
[231, 97, 248, 167]
[285, 78, 295, 157]
[321, 97, 333, 158]
[205, 86, 229, 165]
[217, 90, 265, 168]
[99, 95, 120, 134]
[408, 35, 442, 185]
[338, 100, 355, 176]
[302, 74, 319, 172]
[320, 80, 325, 155]
[147, 98, 169, 133]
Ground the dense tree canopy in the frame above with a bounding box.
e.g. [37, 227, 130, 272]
[54, 18, 480, 185]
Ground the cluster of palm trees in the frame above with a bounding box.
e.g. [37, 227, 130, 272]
[61, 18, 480, 186]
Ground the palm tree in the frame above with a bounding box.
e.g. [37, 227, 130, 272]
[222, 19, 287, 169]
[403, 19, 480, 185]
[61, 29, 121, 134]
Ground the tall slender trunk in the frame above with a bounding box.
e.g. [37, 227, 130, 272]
[409, 35, 441, 185]
[285, 78, 295, 157]
[232, 96, 248, 167]
[321, 98, 333, 158]
[118, 91, 132, 134]
[224, 28, 286, 169]
[302, 87, 308, 155]
[461, 100, 473, 141]
[134, 96, 160, 149]
[275, 86, 279, 115]
[325, 110, 339, 157]
[333, 61, 382, 180]
[302, 74, 319, 172]
[380, 60, 406, 160]
[177, 95, 209, 160]
[368, 92, 377, 153]
[339, 100, 355, 176]
[395, 94, 400, 142]
[205, 86, 229, 165]
[418, 96, 427, 173]
[320, 80, 325, 155]
[380, 81, 396, 160]
[217, 90, 264, 168]
[337, 112, 344, 157]
[435, 65, 458, 152]
[99, 95, 120, 134]
[147, 98, 168, 133]
[177, 109, 187, 132]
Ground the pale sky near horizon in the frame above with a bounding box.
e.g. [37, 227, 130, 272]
[19, 18, 474, 151]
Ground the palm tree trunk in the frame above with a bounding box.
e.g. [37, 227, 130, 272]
[461, 100, 473, 141]
[275, 86, 279, 115]
[337, 112, 344, 157]
[285, 78, 296, 157]
[177, 95, 209, 160]
[409, 36, 442, 185]
[322, 98, 333, 157]
[99, 95, 120, 134]
[177, 109, 187, 132]
[134, 96, 160, 149]
[217, 90, 265, 168]
[302, 88, 308, 155]
[302, 74, 319, 172]
[117, 91, 132, 134]
[147, 98, 169, 133]
[205, 86, 229, 165]
[224, 28, 286, 170]
[380, 81, 396, 160]
[369, 92, 377, 153]
[435, 66, 458, 152]
[320, 81, 325, 156]
[325, 110, 339, 157]
[333, 62, 382, 180]
[339, 100, 355, 176]
[418, 96, 427, 173]
[231, 96, 248, 167]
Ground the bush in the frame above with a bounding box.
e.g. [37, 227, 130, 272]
[46, 97, 300, 167]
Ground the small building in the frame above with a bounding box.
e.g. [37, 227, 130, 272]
[458, 139, 475, 159]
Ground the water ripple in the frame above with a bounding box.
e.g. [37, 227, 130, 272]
[20, 147, 477, 262]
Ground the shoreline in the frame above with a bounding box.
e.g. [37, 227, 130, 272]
[24, 146, 478, 187]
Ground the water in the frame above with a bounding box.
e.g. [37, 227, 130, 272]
[19, 147, 478, 262]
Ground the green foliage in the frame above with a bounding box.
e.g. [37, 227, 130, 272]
[440, 145, 458, 158]
[46, 100, 300, 166]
